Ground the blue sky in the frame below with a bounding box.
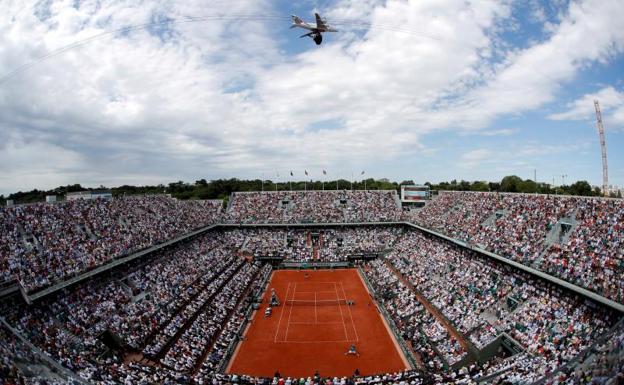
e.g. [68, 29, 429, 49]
[0, 0, 623, 195]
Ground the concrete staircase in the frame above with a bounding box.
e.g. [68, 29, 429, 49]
[533, 210, 578, 267]
[481, 209, 507, 228]
[545, 212, 578, 246]
[394, 192, 402, 209]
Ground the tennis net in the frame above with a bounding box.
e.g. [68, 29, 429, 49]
[284, 299, 347, 306]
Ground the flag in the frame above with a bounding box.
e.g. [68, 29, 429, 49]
[290, 171, 293, 176]
[322, 169, 326, 175]
[361, 171, 365, 175]
[305, 170, 308, 176]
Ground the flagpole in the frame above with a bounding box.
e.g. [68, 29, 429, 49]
[261, 172, 264, 192]
[351, 172, 353, 191]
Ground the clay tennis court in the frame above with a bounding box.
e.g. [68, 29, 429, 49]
[226, 269, 410, 378]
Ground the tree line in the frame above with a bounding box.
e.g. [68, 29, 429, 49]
[1, 175, 620, 205]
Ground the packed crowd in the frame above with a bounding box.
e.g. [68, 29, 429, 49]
[364, 259, 465, 370]
[0, 196, 223, 292]
[4, 187, 623, 307]
[319, 227, 403, 261]
[160, 262, 255, 371]
[1, 193, 622, 385]
[227, 227, 403, 262]
[372, 229, 620, 383]
[225, 191, 401, 224]
[1, 231, 266, 384]
[558, 321, 624, 385]
[0, 321, 77, 385]
[387, 230, 514, 340]
[194, 264, 272, 382]
[209, 370, 428, 385]
[539, 198, 624, 303]
[409, 192, 624, 303]
[142, 254, 243, 359]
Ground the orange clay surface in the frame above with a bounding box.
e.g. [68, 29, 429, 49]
[226, 269, 409, 378]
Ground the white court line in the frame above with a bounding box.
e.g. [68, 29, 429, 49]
[274, 282, 291, 342]
[340, 281, 359, 342]
[274, 339, 349, 344]
[334, 282, 349, 340]
[314, 292, 317, 324]
[294, 291, 337, 294]
[289, 321, 346, 325]
[283, 282, 297, 341]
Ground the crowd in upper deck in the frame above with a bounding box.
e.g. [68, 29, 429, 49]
[2, 189, 622, 304]
[0, 196, 223, 292]
[225, 191, 401, 224]
[407, 191, 624, 303]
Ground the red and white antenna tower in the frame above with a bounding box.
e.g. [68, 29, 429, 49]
[593, 100, 609, 196]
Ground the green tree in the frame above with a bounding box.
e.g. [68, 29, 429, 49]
[569, 181, 592, 196]
[519, 179, 537, 193]
[455, 180, 467, 191]
[471, 181, 489, 191]
[500, 175, 523, 192]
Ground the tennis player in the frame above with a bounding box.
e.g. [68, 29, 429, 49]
[344, 344, 360, 357]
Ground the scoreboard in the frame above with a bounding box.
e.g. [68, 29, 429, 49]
[401, 185, 430, 202]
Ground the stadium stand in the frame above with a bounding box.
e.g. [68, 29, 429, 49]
[1, 230, 269, 384]
[408, 191, 624, 303]
[0, 190, 622, 385]
[231, 227, 403, 261]
[558, 320, 623, 384]
[364, 230, 621, 384]
[225, 190, 401, 224]
[0, 320, 78, 385]
[0, 196, 223, 292]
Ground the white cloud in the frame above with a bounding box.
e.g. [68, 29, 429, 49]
[0, 135, 86, 192]
[0, 0, 622, 195]
[548, 87, 624, 129]
[430, 0, 624, 130]
[460, 148, 494, 168]
[463, 128, 518, 136]
[458, 141, 591, 169]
